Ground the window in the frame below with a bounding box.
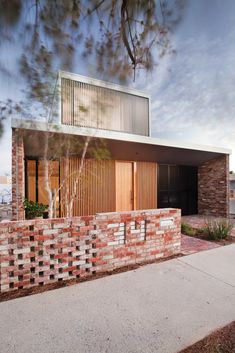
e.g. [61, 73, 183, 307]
[25, 159, 60, 215]
[158, 165, 198, 215]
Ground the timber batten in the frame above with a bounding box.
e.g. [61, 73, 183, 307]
[136, 161, 157, 210]
[58, 158, 157, 216]
[60, 158, 116, 216]
[61, 77, 149, 135]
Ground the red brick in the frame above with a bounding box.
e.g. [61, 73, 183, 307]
[0, 208, 181, 293]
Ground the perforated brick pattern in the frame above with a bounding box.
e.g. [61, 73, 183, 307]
[0, 209, 181, 292]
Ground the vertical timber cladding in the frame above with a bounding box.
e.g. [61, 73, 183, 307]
[60, 158, 116, 216]
[136, 162, 157, 210]
[115, 161, 134, 211]
[60, 158, 157, 216]
[115, 160, 157, 212]
[61, 78, 149, 135]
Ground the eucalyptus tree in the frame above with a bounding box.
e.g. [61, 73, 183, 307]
[0, 0, 185, 127]
[0, 0, 185, 217]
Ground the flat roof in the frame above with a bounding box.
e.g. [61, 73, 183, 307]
[12, 118, 231, 156]
[59, 71, 150, 99]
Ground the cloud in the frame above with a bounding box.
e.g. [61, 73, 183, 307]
[135, 0, 235, 169]
[1, 0, 235, 173]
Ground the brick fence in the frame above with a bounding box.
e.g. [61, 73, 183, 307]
[0, 208, 181, 293]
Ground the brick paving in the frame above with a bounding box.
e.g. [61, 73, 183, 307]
[181, 234, 220, 255]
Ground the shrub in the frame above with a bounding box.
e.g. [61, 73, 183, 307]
[181, 223, 197, 237]
[23, 199, 48, 219]
[204, 218, 233, 240]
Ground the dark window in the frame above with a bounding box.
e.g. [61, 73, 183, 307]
[158, 165, 168, 190]
[158, 165, 198, 215]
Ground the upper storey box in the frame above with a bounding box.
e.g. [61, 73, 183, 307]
[59, 71, 150, 136]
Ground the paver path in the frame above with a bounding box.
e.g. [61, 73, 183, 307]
[181, 215, 235, 255]
[181, 234, 220, 255]
[0, 245, 235, 353]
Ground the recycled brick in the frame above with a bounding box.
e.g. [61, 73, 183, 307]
[0, 209, 181, 292]
[198, 155, 229, 218]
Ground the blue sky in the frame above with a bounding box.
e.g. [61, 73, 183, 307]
[0, 0, 235, 176]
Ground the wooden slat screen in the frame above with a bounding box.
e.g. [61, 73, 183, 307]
[61, 78, 149, 136]
[60, 158, 157, 216]
[60, 157, 116, 216]
[136, 162, 157, 210]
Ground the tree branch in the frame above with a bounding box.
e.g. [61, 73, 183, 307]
[121, 0, 136, 67]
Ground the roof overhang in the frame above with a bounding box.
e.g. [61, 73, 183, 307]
[59, 70, 150, 99]
[12, 118, 231, 166]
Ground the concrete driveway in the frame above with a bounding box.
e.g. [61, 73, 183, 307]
[0, 245, 235, 353]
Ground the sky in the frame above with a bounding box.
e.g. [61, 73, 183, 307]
[0, 0, 235, 177]
[135, 0, 235, 168]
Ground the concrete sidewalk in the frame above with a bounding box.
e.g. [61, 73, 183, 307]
[0, 245, 235, 353]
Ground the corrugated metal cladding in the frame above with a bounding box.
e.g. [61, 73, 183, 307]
[61, 78, 149, 136]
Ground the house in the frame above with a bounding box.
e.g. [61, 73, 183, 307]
[229, 173, 235, 215]
[230, 173, 235, 196]
[0, 175, 12, 220]
[0, 176, 11, 185]
[11, 71, 231, 221]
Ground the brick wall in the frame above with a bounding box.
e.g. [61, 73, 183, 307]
[12, 128, 25, 221]
[198, 155, 229, 218]
[0, 208, 181, 292]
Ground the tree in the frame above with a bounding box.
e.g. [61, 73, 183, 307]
[0, 0, 186, 218]
[27, 130, 110, 218]
[0, 0, 185, 126]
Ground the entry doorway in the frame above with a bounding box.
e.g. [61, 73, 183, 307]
[115, 161, 134, 211]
